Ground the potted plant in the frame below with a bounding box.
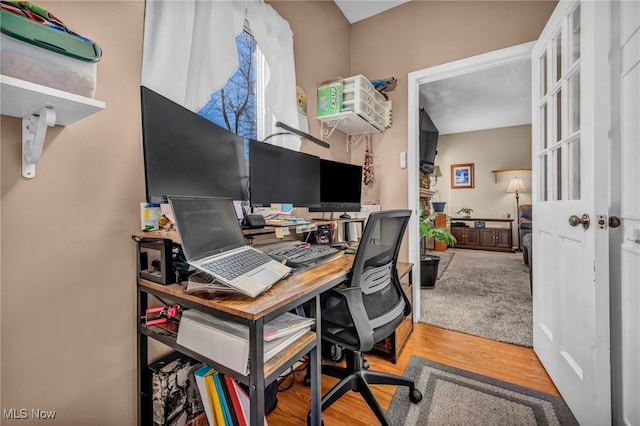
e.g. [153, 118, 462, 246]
[431, 201, 446, 212]
[456, 207, 474, 218]
[419, 211, 457, 288]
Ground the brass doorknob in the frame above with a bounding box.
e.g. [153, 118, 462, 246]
[609, 216, 621, 228]
[569, 214, 590, 229]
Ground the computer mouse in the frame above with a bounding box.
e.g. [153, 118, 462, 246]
[345, 248, 357, 254]
[331, 242, 349, 250]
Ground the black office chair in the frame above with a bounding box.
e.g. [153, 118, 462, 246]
[312, 209, 422, 425]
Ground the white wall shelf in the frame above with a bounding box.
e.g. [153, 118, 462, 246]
[490, 168, 532, 183]
[318, 111, 382, 151]
[1, 75, 106, 178]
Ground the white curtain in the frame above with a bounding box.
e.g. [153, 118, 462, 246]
[141, 0, 300, 150]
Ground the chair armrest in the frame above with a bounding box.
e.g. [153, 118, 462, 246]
[332, 287, 375, 351]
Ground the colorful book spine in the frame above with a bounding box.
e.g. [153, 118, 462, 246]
[205, 372, 226, 425]
[224, 375, 247, 426]
[213, 371, 233, 426]
[194, 365, 216, 426]
[219, 373, 240, 426]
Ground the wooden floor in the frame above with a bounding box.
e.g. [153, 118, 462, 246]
[267, 323, 558, 425]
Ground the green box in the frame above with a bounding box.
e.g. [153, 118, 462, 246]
[317, 83, 342, 116]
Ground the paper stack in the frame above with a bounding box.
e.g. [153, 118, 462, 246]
[178, 310, 314, 375]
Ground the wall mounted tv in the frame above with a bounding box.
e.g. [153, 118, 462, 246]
[141, 86, 249, 203]
[308, 159, 362, 216]
[248, 139, 321, 207]
[419, 107, 439, 174]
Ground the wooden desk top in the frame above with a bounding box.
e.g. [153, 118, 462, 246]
[139, 254, 413, 322]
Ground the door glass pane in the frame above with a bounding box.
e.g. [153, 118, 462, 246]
[556, 89, 563, 143]
[570, 5, 581, 65]
[555, 147, 563, 200]
[554, 33, 562, 82]
[568, 139, 581, 200]
[541, 103, 548, 149]
[540, 154, 548, 201]
[540, 53, 547, 97]
[569, 71, 581, 134]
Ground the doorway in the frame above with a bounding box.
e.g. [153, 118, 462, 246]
[407, 42, 534, 323]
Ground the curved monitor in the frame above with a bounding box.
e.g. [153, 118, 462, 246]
[309, 159, 362, 213]
[248, 139, 321, 207]
[141, 86, 249, 203]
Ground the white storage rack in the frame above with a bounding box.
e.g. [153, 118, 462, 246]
[317, 75, 391, 150]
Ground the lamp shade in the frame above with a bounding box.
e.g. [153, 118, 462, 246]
[507, 177, 527, 193]
[432, 165, 443, 177]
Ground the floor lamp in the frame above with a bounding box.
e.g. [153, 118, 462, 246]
[507, 177, 527, 251]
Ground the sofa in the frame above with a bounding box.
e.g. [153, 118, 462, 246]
[519, 204, 532, 263]
[519, 204, 533, 293]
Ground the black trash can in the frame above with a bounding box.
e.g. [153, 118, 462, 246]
[420, 255, 440, 288]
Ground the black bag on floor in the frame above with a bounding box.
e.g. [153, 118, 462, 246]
[239, 380, 278, 414]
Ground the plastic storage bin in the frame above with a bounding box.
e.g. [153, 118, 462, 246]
[341, 75, 391, 131]
[0, 9, 101, 98]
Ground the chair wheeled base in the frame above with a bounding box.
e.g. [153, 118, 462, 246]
[308, 350, 422, 426]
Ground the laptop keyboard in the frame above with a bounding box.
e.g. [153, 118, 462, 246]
[200, 249, 273, 281]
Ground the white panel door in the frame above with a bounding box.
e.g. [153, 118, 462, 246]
[615, 1, 640, 424]
[531, 2, 611, 424]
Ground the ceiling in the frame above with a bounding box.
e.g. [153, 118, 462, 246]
[334, 0, 410, 24]
[420, 59, 532, 135]
[333, 1, 532, 136]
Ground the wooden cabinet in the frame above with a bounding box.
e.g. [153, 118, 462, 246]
[450, 217, 514, 253]
[479, 229, 512, 250]
[452, 227, 479, 246]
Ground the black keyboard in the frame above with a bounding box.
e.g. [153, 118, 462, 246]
[200, 249, 272, 281]
[265, 244, 341, 267]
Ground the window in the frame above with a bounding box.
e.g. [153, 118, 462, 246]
[198, 29, 263, 155]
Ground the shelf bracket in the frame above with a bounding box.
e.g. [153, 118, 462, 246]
[22, 106, 56, 179]
[320, 119, 345, 140]
[346, 134, 368, 151]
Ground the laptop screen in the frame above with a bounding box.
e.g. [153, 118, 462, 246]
[169, 196, 246, 262]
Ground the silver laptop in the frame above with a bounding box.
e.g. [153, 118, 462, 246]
[169, 196, 291, 298]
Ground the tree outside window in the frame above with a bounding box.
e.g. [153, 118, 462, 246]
[198, 30, 258, 155]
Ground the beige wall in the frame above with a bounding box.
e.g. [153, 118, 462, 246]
[435, 125, 533, 243]
[270, 1, 352, 164]
[0, 1, 554, 423]
[1, 1, 145, 423]
[346, 1, 555, 211]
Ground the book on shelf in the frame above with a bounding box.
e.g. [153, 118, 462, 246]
[263, 312, 314, 342]
[177, 309, 312, 375]
[218, 373, 240, 426]
[213, 372, 234, 426]
[229, 375, 269, 425]
[205, 370, 225, 425]
[194, 365, 216, 426]
[194, 365, 269, 426]
[223, 374, 247, 426]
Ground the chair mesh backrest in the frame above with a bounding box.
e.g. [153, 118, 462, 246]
[349, 210, 412, 328]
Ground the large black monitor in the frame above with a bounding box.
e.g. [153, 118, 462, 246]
[308, 159, 362, 215]
[419, 107, 439, 174]
[248, 139, 321, 207]
[141, 86, 249, 203]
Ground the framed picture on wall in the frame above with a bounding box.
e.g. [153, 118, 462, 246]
[451, 163, 474, 189]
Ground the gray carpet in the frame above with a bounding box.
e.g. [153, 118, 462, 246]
[421, 248, 532, 347]
[387, 356, 578, 426]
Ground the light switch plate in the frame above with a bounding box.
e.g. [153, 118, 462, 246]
[400, 152, 407, 169]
